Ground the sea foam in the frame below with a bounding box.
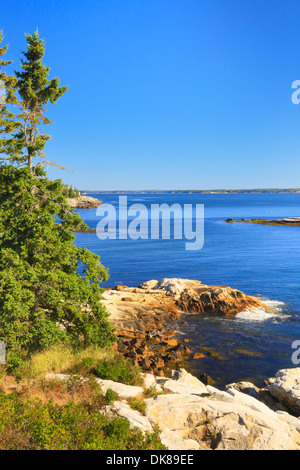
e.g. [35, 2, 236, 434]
[236, 298, 288, 322]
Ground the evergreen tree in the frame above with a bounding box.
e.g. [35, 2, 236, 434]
[0, 165, 116, 369]
[1, 30, 67, 174]
[0, 31, 20, 162]
[0, 31, 116, 369]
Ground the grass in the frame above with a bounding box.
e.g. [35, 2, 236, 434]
[128, 399, 147, 415]
[94, 355, 143, 386]
[0, 344, 166, 450]
[19, 344, 113, 380]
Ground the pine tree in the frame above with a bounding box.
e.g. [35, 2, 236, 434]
[11, 30, 67, 174]
[0, 31, 116, 369]
[0, 31, 20, 162]
[0, 165, 116, 369]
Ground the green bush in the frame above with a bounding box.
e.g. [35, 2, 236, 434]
[0, 166, 116, 369]
[94, 355, 142, 386]
[0, 392, 166, 450]
[129, 400, 146, 415]
[104, 389, 118, 405]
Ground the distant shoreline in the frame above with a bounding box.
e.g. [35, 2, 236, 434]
[81, 189, 300, 194]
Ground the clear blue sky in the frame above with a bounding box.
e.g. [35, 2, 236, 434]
[2, 0, 300, 190]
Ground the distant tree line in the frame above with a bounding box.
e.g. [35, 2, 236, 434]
[62, 184, 81, 198]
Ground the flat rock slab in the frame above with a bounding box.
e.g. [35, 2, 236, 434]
[95, 378, 144, 399]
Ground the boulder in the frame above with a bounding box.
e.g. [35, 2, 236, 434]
[112, 401, 153, 433]
[145, 392, 300, 450]
[267, 368, 300, 416]
[95, 378, 144, 399]
[226, 381, 261, 399]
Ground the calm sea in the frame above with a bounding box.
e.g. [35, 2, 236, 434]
[74, 193, 300, 387]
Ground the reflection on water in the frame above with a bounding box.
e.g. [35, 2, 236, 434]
[75, 192, 300, 386]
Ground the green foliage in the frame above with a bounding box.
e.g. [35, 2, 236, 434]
[0, 31, 20, 162]
[104, 388, 118, 405]
[0, 30, 67, 174]
[129, 400, 146, 415]
[94, 355, 142, 386]
[61, 184, 80, 199]
[0, 165, 116, 369]
[0, 392, 166, 450]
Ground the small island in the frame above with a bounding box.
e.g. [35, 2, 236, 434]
[226, 217, 300, 227]
[66, 195, 103, 209]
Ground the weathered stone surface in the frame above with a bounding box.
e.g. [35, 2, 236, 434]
[141, 373, 156, 389]
[267, 368, 300, 416]
[145, 391, 300, 450]
[102, 278, 267, 339]
[174, 368, 207, 388]
[95, 378, 144, 399]
[226, 381, 261, 399]
[45, 367, 300, 450]
[276, 411, 300, 432]
[112, 401, 153, 433]
[159, 429, 201, 450]
[101, 286, 180, 338]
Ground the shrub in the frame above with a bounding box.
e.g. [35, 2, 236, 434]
[0, 392, 166, 450]
[104, 388, 118, 405]
[94, 355, 142, 386]
[129, 400, 146, 415]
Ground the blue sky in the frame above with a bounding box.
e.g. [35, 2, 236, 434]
[2, 0, 300, 190]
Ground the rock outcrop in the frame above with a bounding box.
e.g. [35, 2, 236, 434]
[102, 278, 267, 335]
[66, 195, 102, 209]
[143, 368, 300, 450]
[45, 367, 300, 450]
[267, 369, 300, 416]
[102, 279, 268, 374]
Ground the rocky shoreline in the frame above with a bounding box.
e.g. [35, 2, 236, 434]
[46, 366, 300, 450]
[102, 278, 269, 377]
[66, 195, 103, 209]
[226, 217, 300, 226]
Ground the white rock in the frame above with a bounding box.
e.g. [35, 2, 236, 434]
[112, 402, 153, 433]
[145, 392, 300, 450]
[96, 378, 144, 399]
[139, 280, 159, 290]
[176, 369, 207, 387]
[159, 429, 201, 450]
[276, 411, 300, 432]
[142, 373, 156, 389]
[226, 387, 277, 416]
[163, 380, 207, 396]
[268, 368, 300, 416]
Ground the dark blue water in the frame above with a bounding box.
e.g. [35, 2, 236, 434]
[74, 193, 300, 387]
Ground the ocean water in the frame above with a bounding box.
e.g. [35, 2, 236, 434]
[74, 193, 300, 387]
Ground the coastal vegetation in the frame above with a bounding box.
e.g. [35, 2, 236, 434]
[0, 30, 165, 450]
